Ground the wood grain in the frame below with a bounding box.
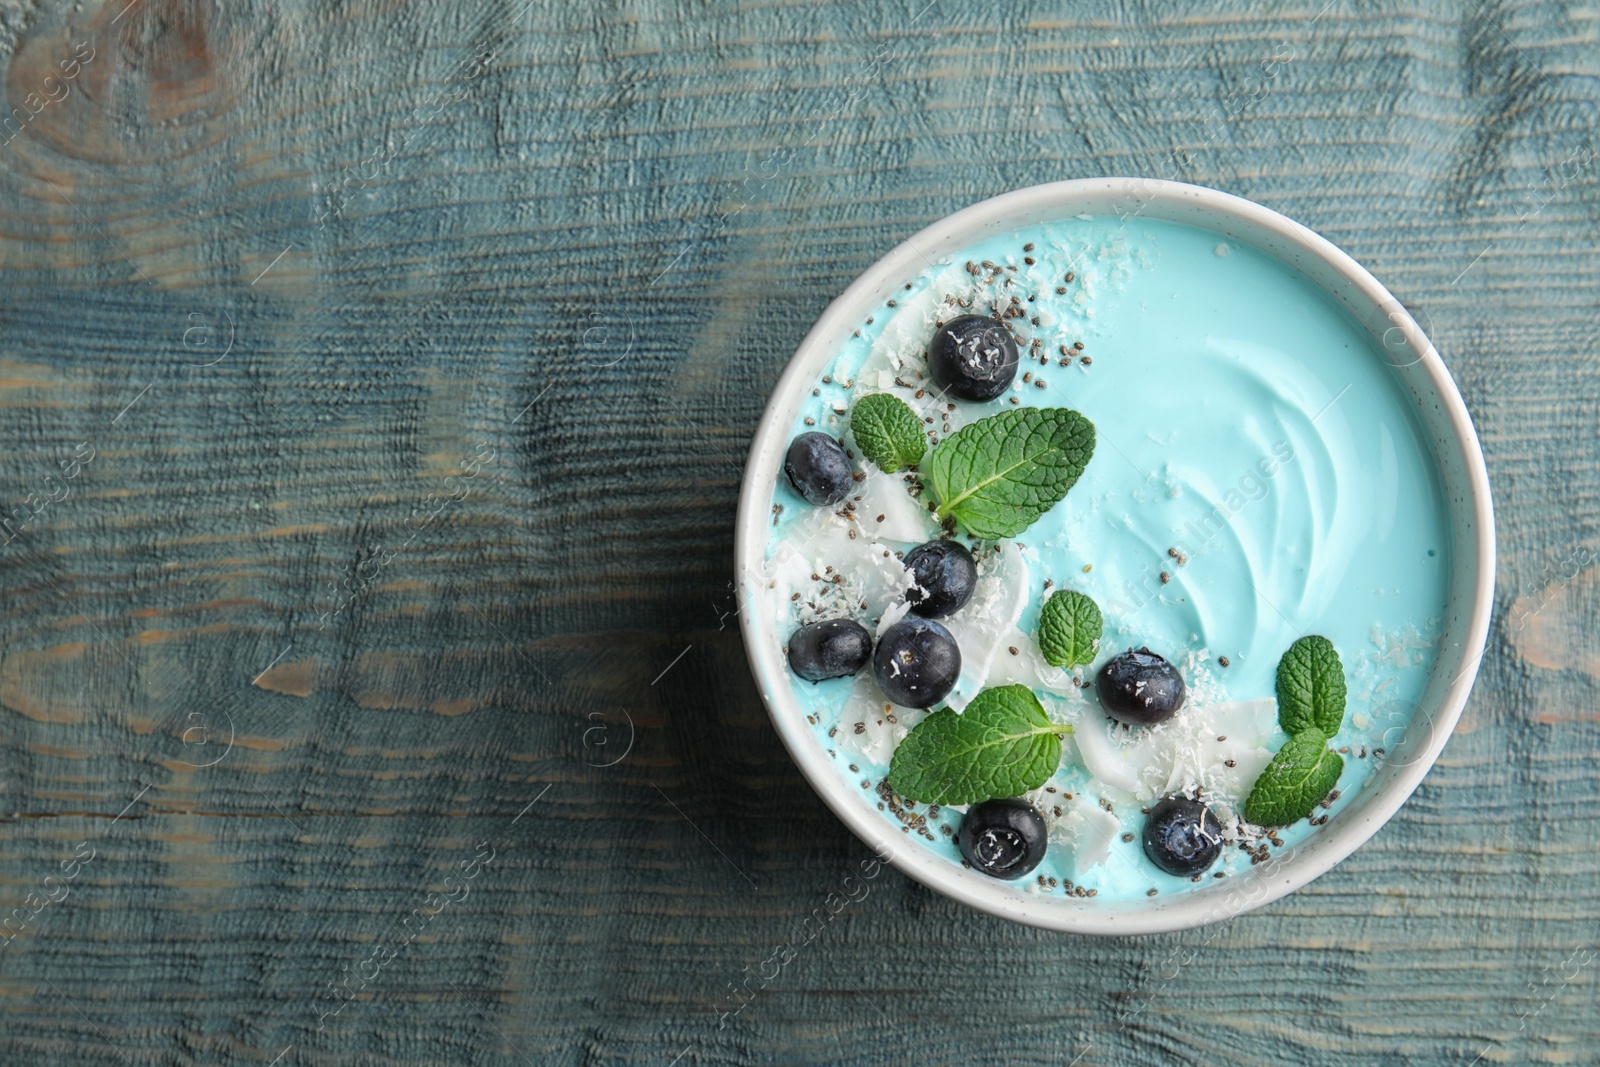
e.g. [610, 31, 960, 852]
[0, 0, 1596, 1063]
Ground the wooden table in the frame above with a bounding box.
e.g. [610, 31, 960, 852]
[0, 1, 1593, 1063]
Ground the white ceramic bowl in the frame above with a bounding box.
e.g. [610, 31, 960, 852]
[733, 178, 1495, 935]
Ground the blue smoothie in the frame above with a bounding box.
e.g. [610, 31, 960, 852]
[763, 215, 1451, 901]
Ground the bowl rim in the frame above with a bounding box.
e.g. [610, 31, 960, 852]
[733, 177, 1496, 935]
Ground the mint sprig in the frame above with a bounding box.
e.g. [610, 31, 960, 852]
[926, 407, 1095, 539]
[1243, 727, 1343, 827]
[1276, 635, 1346, 736]
[887, 684, 1070, 805]
[1245, 636, 1349, 826]
[851, 393, 926, 473]
[1037, 589, 1102, 668]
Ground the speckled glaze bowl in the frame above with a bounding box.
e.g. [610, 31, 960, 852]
[734, 179, 1494, 934]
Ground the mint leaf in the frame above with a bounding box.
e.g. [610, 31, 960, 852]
[850, 393, 926, 473]
[1037, 589, 1102, 668]
[1243, 727, 1344, 827]
[927, 407, 1095, 539]
[1276, 635, 1347, 736]
[887, 684, 1068, 804]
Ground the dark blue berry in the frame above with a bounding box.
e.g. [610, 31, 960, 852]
[959, 798, 1048, 879]
[1142, 795, 1223, 876]
[783, 432, 853, 506]
[1097, 647, 1186, 726]
[786, 619, 872, 683]
[872, 617, 961, 708]
[926, 315, 1019, 401]
[902, 540, 978, 618]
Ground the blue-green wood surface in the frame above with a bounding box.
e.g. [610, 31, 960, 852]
[0, 0, 1595, 1063]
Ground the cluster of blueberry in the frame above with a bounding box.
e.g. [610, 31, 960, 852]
[780, 315, 1228, 887]
[780, 314, 1027, 705]
[1097, 652, 1228, 879]
[958, 650, 1227, 884]
[785, 538, 974, 707]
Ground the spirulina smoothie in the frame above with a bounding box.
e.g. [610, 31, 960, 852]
[763, 214, 1451, 901]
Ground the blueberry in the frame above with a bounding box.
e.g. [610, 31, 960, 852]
[783, 432, 853, 506]
[958, 798, 1048, 879]
[1096, 647, 1186, 726]
[902, 540, 978, 618]
[1141, 795, 1223, 876]
[872, 617, 961, 708]
[926, 315, 1019, 401]
[786, 619, 872, 683]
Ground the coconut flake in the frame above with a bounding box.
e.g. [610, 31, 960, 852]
[1070, 715, 1143, 793]
[984, 624, 1078, 692]
[837, 672, 926, 765]
[875, 599, 913, 640]
[942, 542, 1029, 711]
[853, 468, 937, 544]
[1053, 803, 1122, 877]
[1068, 698, 1277, 805]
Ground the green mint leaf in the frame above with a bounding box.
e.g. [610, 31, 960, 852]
[850, 392, 926, 473]
[1243, 727, 1344, 827]
[927, 407, 1095, 540]
[1037, 589, 1103, 668]
[887, 684, 1068, 805]
[1275, 635, 1347, 736]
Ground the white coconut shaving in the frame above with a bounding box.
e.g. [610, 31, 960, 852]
[941, 541, 1030, 711]
[835, 672, 927, 766]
